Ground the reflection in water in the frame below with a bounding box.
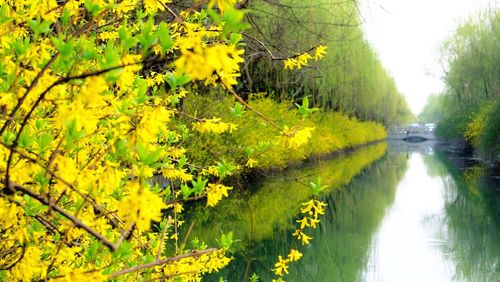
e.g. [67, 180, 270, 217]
[364, 154, 455, 282]
[188, 142, 499, 281]
[428, 152, 500, 282]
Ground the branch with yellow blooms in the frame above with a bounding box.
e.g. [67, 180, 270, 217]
[283, 45, 328, 70]
[271, 177, 328, 279]
[243, 32, 328, 70]
[271, 198, 327, 278]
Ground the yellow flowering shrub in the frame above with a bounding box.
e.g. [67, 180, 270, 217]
[0, 0, 247, 280]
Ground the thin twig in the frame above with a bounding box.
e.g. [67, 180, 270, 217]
[0, 54, 59, 135]
[227, 87, 288, 136]
[156, 216, 172, 260]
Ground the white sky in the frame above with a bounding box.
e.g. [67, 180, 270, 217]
[359, 0, 499, 115]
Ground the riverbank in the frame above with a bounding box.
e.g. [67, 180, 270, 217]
[179, 92, 387, 174]
[435, 137, 500, 169]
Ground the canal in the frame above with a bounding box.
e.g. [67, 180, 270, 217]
[185, 141, 500, 281]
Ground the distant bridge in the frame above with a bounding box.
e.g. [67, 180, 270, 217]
[387, 125, 436, 142]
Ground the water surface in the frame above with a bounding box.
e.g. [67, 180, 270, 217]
[188, 142, 500, 281]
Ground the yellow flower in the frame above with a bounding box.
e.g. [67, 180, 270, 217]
[273, 255, 289, 276]
[309, 217, 320, 228]
[287, 249, 303, 262]
[281, 126, 315, 149]
[206, 183, 233, 207]
[297, 217, 309, 229]
[174, 203, 183, 213]
[314, 45, 327, 60]
[245, 158, 258, 168]
[293, 229, 312, 245]
[300, 200, 315, 215]
[295, 53, 312, 69]
[118, 182, 167, 231]
[283, 58, 296, 70]
[300, 199, 327, 218]
[300, 233, 312, 245]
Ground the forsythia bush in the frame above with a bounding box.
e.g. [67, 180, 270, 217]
[0, 0, 253, 280]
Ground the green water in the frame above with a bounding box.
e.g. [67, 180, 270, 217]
[187, 142, 500, 281]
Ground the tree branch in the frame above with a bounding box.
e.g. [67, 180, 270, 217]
[6, 181, 117, 251]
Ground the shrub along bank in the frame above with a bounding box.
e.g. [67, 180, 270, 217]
[179, 92, 387, 171]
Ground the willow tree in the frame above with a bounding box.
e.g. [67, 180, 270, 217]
[434, 9, 500, 160]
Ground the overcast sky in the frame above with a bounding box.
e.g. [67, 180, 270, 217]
[359, 0, 499, 115]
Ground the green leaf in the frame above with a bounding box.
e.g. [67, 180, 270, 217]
[51, 36, 74, 58]
[37, 133, 54, 154]
[61, 8, 71, 26]
[18, 129, 34, 148]
[191, 177, 208, 194]
[136, 142, 161, 165]
[138, 18, 157, 51]
[103, 44, 120, 68]
[309, 177, 327, 195]
[216, 160, 237, 180]
[165, 72, 192, 92]
[250, 273, 260, 282]
[85, 240, 103, 262]
[176, 74, 191, 86]
[296, 96, 319, 118]
[113, 241, 134, 261]
[177, 156, 187, 168]
[221, 7, 250, 36]
[165, 72, 177, 90]
[2, 131, 15, 146]
[230, 102, 246, 117]
[64, 118, 86, 145]
[118, 25, 138, 51]
[142, 253, 155, 264]
[217, 231, 233, 250]
[35, 119, 49, 131]
[180, 184, 193, 199]
[84, 0, 101, 17]
[0, 4, 11, 24]
[13, 37, 31, 57]
[34, 171, 50, 186]
[28, 19, 52, 38]
[156, 22, 174, 51]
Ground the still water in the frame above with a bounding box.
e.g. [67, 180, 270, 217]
[189, 142, 500, 281]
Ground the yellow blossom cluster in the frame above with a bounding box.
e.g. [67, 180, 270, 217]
[279, 126, 315, 148]
[193, 118, 239, 134]
[206, 183, 233, 207]
[283, 45, 327, 70]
